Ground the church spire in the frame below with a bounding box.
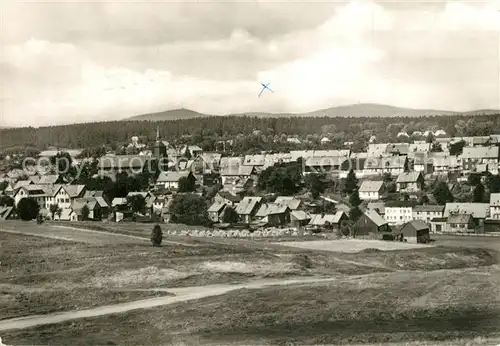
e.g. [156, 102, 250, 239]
[156, 126, 160, 142]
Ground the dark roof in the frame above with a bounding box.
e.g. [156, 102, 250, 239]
[447, 214, 473, 224]
[401, 220, 429, 232]
[217, 191, 242, 202]
[413, 205, 445, 213]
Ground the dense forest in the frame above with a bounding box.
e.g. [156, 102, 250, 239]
[0, 114, 499, 154]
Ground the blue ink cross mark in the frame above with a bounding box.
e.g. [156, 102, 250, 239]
[258, 82, 274, 98]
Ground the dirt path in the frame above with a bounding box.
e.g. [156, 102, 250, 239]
[0, 276, 339, 332]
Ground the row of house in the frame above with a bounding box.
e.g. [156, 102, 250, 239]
[366, 200, 497, 234]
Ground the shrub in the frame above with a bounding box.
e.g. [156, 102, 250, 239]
[151, 224, 163, 247]
[17, 197, 40, 221]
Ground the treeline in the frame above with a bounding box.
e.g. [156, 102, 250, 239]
[1, 114, 499, 151]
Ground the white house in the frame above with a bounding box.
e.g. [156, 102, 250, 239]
[489, 193, 500, 220]
[460, 146, 499, 175]
[385, 204, 413, 225]
[155, 171, 196, 190]
[396, 172, 424, 193]
[13, 185, 46, 208]
[51, 185, 87, 211]
[359, 180, 384, 201]
[412, 205, 445, 224]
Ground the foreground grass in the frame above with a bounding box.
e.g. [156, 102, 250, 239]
[1, 228, 499, 338]
[0, 288, 171, 321]
[4, 266, 499, 345]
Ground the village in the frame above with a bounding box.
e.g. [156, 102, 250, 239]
[1, 128, 500, 244]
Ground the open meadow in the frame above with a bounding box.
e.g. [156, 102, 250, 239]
[1, 220, 499, 345]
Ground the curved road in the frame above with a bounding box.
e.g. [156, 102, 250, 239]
[0, 276, 338, 332]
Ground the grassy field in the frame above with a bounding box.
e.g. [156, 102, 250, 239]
[278, 239, 433, 252]
[3, 266, 499, 345]
[1, 221, 500, 345]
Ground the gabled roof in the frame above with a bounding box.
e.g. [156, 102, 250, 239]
[304, 156, 347, 167]
[350, 152, 368, 160]
[413, 205, 444, 213]
[43, 184, 64, 197]
[386, 143, 409, 154]
[447, 214, 473, 224]
[13, 180, 33, 191]
[156, 171, 192, 183]
[39, 149, 83, 158]
[359, 180, 384, 193]
[461, 146, 499, 159]
[444, 203, 489, 219]
[220, 165, 256, 176]
[274, 196, 301, 210]
[0, 206, 14, 220]
[490, 193, 500, 206]
[71, 198, 99, 214]
[217, 191, 242, 203]
[291, 210, 311, 221]
[243, 154, 265, 166]
[289, 150, 315, 161]
[28, 176, 41, 184]
[63, 185, 86, 198]
[219, 156, 244, 168]
[112, 197, 127, 206]
[409, 143, 431, 153]
[364, 209, 387, 227]
[14, 184, 46, 197]
[367, 143, 389, 157]
[396, 172, 422, 183]
[84, 190, 104, 198]
[313, 150, 350, 158]
[367, 202, 386, 214]
[208, 201, 227, 213]
[126, 191, 150, 199]
[94, 197, 109, 208]
[255, 203, 290, 217]
[183, 145, 203, 152]
[235, 196, 262, 215]
[364, 156, 406, 169]
[199, 152, 222, 165]
[401, 220, 429, 232]
[38, 174, 64, 185]
[308, 211, 346, 225]
[7, 169, 27, 178]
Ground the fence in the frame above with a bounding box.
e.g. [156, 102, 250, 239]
[165, 228, 321, 238]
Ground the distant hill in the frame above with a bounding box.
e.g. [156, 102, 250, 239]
[126, 109, 210, 121]
[124, 103, 499, 122]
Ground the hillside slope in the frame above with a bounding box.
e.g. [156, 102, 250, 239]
[124, 103, 498, 121]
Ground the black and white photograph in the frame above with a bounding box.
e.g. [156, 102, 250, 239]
[1, 0, 500, 345]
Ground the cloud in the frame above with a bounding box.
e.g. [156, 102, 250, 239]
[1, 0, 499, 126]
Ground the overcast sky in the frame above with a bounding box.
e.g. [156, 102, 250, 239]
[1, 0, 500, 127]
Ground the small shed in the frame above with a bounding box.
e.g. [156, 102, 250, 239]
[290, 210, 311, 228]
[354, 210, 390, 237]
[207, 201, 228, 223]
[430, 217, 447, 233]
[397, 220, 431, 243]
